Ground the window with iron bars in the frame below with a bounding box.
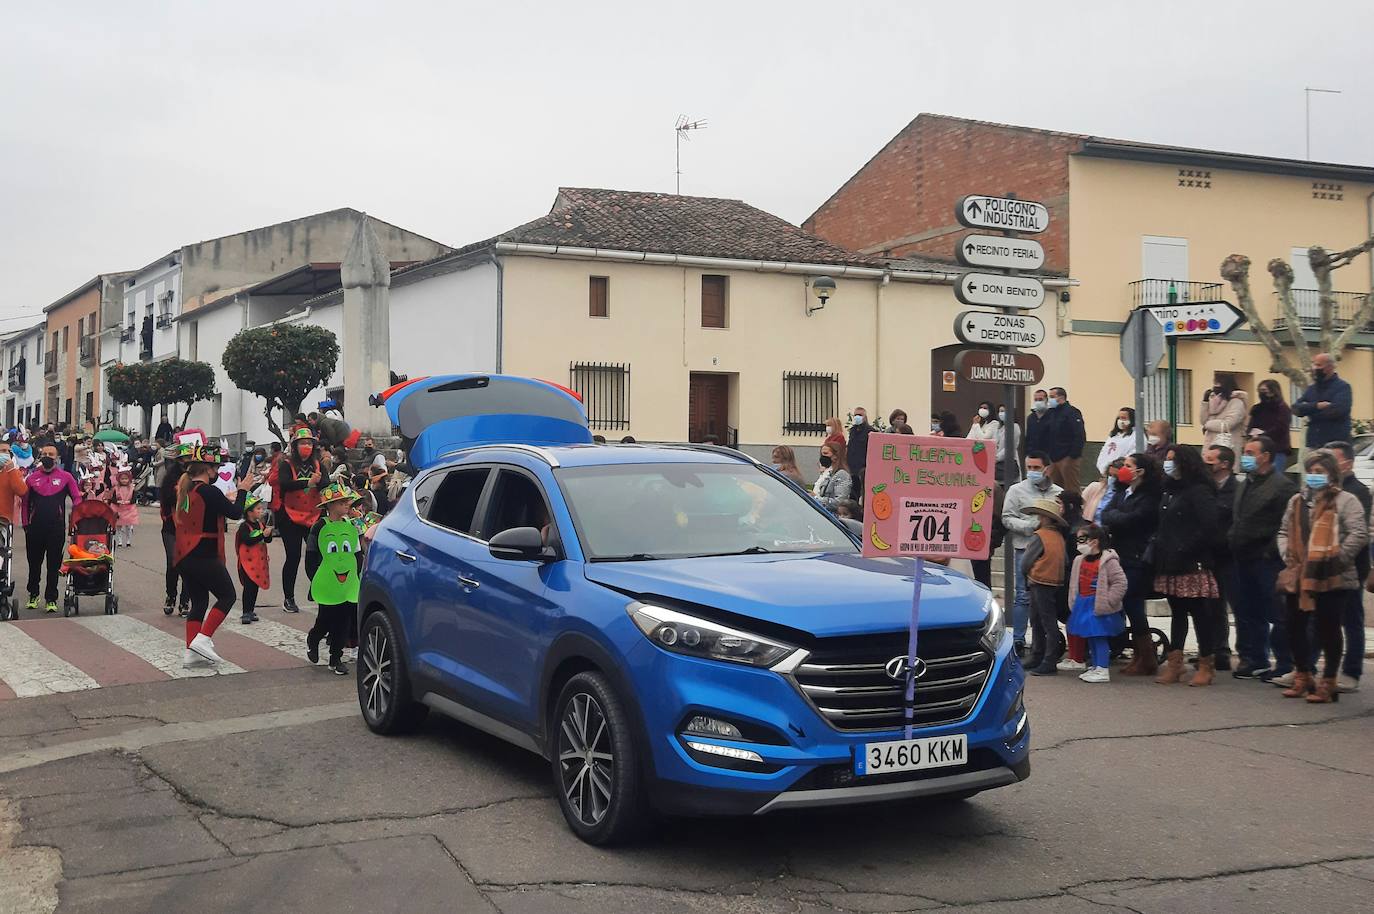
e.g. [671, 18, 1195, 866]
[782, 371, 839, 435]
[1142, 368, 1193, 426]
[570, 362, 630, 431]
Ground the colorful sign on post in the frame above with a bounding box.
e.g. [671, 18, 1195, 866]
[861, 433, 995, 561]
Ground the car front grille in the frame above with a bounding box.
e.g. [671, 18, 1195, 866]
[790, 627, 992, 732]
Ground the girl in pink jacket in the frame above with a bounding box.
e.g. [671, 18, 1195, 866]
[1067, 524, 1128, 683]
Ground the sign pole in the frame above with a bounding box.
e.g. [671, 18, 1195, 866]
[904, 556, 925, 741]
[1166, 335, 1178, 433]
[1001, 198, 1021, 620]
[1134, 312, 1148, 454]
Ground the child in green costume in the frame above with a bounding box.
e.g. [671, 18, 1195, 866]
[305, 483, 361, 675]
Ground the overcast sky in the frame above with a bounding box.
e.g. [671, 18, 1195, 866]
[2, 0, 1370, 325]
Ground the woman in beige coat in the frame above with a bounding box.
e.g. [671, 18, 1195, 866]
[1276, 451, 1368, 703]
[1201, 377, 1247, 449]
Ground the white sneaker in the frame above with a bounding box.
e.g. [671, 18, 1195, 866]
[1271, 670, 1296, 688]
[1337, 674, 1360, 693]
[183, 648, 213, 669]
[1056, 659, 1087, 671]
[189, 633, 223, 664]
[1079, 666, 1110, 683]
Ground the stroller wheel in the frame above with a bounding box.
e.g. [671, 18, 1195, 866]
[105, 594, 119, 616]
[63, 596, 76, 618]
[1, 597, 13, 622]
[1150, 628, 1170, 663]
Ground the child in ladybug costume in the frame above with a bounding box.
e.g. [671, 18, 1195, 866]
[235, 494, 273, 625]
[174, 445, 260, 668]
[267, 426, 323, 614]
[304, 483, 361, 675]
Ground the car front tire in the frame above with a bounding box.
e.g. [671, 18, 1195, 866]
[357, 610, 428, 734]
[551, 671, 652, 846]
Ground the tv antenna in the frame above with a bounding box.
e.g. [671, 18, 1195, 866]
[675, 115, 707, 194]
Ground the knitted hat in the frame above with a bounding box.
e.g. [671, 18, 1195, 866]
[317, 482, 356, 507]
[1025, 497, 1067, 528]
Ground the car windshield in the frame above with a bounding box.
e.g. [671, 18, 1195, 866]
[555, 462, 858, 561]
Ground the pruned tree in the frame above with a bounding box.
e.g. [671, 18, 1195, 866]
[1220, 235, 1374, 386]
[153, 359, 218, 426]
[105, 362, 162, 438]
[222, 324, 340, 442]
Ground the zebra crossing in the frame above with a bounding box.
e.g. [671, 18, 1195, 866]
[0, 606, 333, 701]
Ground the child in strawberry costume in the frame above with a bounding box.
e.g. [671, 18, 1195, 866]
[235, 495, 273, 624]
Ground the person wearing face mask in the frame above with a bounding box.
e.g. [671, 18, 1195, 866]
[846, 408, 870, 505]
[887, 409, 908, 433]
[1045, 387, 1086, 495]
[994, 403, 1021, 484]
[267, 426, 325, 614]
[812, 440, 852, 512]
[1228, 436, 1298, 681]
[1144, 420, 1172, 463]
[1276, 451, 1367, 703]
[967, 400, 999, 443]
[1095, 407, 1138, 476]
[1200, 376, 1247, 450]
[0, 438, 30, 528]
[1025, 389, 1054, 458]
[1066, 524, 1127, 682]
[1100, 452, 1163, 674]
[1322, 441, 1369, 694]
[1002, 451, 1062, 655]
[1246, 379, 1293, 473]
[822, 417, 845, 450]
[1292, 353, 1353, 450]
[1152, 445, 1224, 687]
[22, 442, 82, 614]
[1201, 446, 1238, 672]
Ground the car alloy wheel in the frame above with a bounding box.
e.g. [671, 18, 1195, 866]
[361, 625, 393, 724]
[558, 692, 615, 827]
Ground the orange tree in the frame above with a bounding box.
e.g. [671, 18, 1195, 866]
[222, 324, 339, 442]
[106, 359, 216, 438]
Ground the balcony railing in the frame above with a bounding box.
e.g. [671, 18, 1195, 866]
[155, 312, 173, 329]
[119, 326, 135, 344]
[44, 350, 57, 377]
[7, 363, 23, 393]
[1129, 279, 1226, 309]
[1271, 289, 1374, 333]
[79, 336, 96, 366]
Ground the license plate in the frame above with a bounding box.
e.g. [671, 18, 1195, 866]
[855, 734, 968, 776]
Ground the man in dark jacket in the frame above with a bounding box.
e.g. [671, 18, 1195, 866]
[1292, 352, 1352, 448]
[1328, 440, 1369, 692]
[1046, 387, 1086, 495]
[1025, 389, 1054, 456]
[1229, 436, 1298, 680]
[847, 407, 871, 505]
[1204, 445, 1238, 671]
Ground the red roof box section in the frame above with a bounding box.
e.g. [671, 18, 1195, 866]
[378, 374, 593, 469]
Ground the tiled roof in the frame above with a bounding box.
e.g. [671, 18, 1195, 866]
[499, 188, 882, 267]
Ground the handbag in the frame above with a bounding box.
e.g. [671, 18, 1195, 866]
[1214, 430, 1234, 449]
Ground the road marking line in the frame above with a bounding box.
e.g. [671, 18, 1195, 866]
[0, 701, 359, 774]
[0, 624, 101, 697]
[16, 617, 168, 688]
[229, 618, 312, 662]
[73, 615, 245, 678]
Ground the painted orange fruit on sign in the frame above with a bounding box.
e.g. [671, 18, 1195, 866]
[870, 484, 893, 520]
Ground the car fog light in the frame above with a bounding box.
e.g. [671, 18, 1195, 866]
[685, 715, 742, 739]
[685, 741, 764, 764]
[656, 625, 679, 646]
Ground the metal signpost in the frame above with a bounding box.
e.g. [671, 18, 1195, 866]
[1119, 310, 1167, 453]
[951, 193, 1051, 625]
[1134, 300, 1244, 432]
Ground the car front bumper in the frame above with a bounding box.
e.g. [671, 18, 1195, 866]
[629, 634, 1030, 817]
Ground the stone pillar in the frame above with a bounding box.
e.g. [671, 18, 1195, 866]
[340, 213, 393, 437]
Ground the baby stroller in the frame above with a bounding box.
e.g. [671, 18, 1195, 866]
[1110, 618, 1170, 664]
[62, 501, 120, 617]
[0, 519, 17, 621]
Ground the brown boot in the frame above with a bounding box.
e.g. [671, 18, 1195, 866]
[1305, 676, 1340, 704]
[1121, 634, 1158, 676]
[1189, 655, 1215, 687]
[1282, 671, 1314, 698]
[1155, 650, 1185, 684]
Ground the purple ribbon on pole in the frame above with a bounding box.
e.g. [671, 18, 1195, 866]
[904, 557, 925, 741]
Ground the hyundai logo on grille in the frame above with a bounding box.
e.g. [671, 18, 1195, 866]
[885, 655, 928, 681]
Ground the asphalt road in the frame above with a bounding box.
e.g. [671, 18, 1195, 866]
[1, 510, 1372, 913]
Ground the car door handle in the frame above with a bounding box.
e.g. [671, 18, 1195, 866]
[396, 551, 417, 563]
[457, 575, 480, 589]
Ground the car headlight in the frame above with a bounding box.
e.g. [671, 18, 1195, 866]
[980, 592, 1006, 652]
[627, 602, 796, 667]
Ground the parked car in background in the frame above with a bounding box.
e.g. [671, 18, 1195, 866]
[1350, 434, 1374, 490]
[357, 376, 1030, 844]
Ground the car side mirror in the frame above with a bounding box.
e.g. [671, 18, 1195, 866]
[489, 526, 555, 562]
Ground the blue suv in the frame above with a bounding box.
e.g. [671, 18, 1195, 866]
[357, 375, 1029, 844]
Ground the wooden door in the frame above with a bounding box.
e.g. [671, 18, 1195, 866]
[688, 374, 729, 443]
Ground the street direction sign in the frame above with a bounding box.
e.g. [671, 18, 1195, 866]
[1139, 301, 1245, 337]
[1120, 309, 1166, 379]
[955, 234, 1045, 271]
[955, 195, 1049, 234]
[953, 349, 1045, 385]
[954, 272, 1046, 310]
[954, 310, 1045, 348]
